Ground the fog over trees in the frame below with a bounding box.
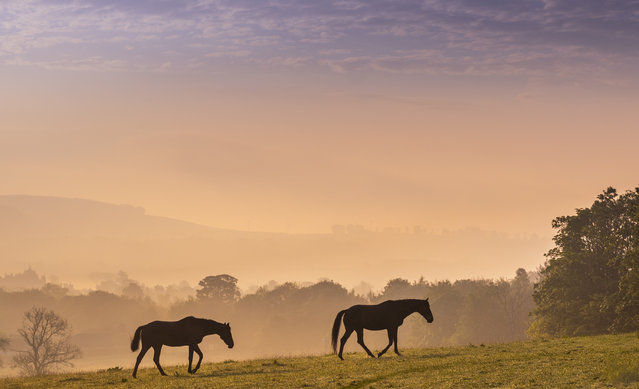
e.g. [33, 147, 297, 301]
[0, 195, 550, 291]
[0, 267, 536, 376]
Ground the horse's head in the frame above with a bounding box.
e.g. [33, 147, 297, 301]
[220, 322, 234, 349]
[420, 298, 434, 323]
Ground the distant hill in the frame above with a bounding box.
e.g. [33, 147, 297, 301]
[0, 195, 552, 289]
[0, 195, 246, 239]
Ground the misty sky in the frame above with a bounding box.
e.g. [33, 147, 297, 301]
[2, 0, 639, 234]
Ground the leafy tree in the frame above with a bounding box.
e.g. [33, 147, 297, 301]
[532, 187, 639, 337]
[379, 278, 413, 300]
[12, 307, 82, 376]
[41, 283, 69, 299]
[411, 280, 462, 346]
[300, 280, 350, 302]
[494, 269, 535, 340]
[451, 280, 506, 344]
[122, 281, 145, 300]
[196, 274, 240, 303]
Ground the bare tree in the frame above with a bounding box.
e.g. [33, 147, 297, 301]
[0, 333, 9, 367]
[12, 307, 82, 376]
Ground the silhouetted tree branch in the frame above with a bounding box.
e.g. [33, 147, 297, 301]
[0, 333, 9, 367]
[12, 307, 81, 376]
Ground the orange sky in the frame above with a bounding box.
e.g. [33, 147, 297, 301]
[2, 74, 637, 236]
[2, 0, 639, 237]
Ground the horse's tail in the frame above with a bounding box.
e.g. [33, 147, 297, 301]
[331, 309, 347, 354]
[130, 326, 143, 352]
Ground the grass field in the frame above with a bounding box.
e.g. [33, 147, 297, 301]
[2, 333, 638, 388]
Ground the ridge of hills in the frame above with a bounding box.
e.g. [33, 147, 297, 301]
[0, 194, 551, 288]
[0, 195, 265, 239]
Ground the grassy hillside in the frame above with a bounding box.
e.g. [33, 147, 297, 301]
[2, 333, 638, 388]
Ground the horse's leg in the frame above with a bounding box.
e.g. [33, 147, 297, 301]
[392, 327, 401, 356]
[132, 344, 150, 378]
[356, 329, 376, 358]
[188, 345, 194, 373]
[152, 345, 167, 376]
[192, 344, 204, 373]
[338, 327, 354, 360]
[377, 328, 394, 358]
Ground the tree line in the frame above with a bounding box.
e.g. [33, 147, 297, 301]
[0, 270, 535, 375]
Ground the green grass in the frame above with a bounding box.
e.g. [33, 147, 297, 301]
[2, 333, 638, 388]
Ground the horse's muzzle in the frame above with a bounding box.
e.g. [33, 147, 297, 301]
[427, 318, 434, 323]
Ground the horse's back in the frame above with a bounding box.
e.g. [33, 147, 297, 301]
[347, 300, 395, 314]
[140, 318, 196, 346]
[144, 316, 196, 329]
[344, 301, 404, 330]
[144, 319, 182, 329]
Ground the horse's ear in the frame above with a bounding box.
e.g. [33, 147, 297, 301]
[426, 297, 429, 302]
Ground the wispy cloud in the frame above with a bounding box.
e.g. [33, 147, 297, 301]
[1, 0, 638, 80]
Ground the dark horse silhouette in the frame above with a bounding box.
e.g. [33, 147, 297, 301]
[331, 298, 433, 360]
[130, 316, 234, 378]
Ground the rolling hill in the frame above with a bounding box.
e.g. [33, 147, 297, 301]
[0, 195, 551, 289]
